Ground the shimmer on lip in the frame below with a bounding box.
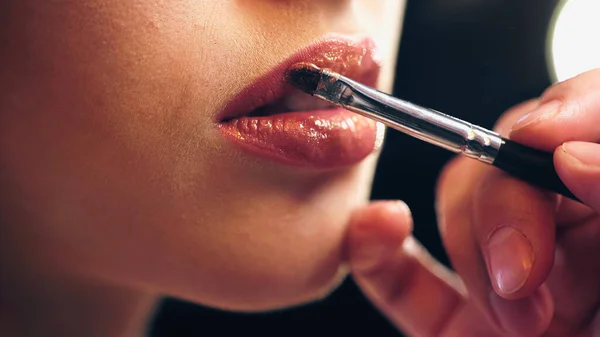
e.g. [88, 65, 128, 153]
[217, 35, 383, 169]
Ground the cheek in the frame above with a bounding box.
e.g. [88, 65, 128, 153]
[0, 0, 237, 282]
[352, 0, 405, 92]
[2, 1, 236, 140]
[1, 1, 230, 205]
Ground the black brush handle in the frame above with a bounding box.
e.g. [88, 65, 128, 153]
[493, 138, 579, 202]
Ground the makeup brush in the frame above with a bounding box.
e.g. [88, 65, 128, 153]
[286, 63, 579, 202]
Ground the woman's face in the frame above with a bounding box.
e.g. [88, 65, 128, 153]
[0, 0, 404, 310]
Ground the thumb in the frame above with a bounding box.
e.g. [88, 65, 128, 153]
[555, 141, 600, 211]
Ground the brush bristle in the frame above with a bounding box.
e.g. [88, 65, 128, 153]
[285, 63, 321, 94]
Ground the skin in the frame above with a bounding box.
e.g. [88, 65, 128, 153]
[347, 68, 600, 337]
[6, 1, 597, 336]
[0, 1, 405, 336]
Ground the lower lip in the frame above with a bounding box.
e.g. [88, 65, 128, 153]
[218, 109, 378, 169]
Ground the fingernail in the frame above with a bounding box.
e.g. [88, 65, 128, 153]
[486, 227, 534, 295]
[511, 100, 562, 132]
[489, 288, 551, 335]
[562, 142, 600, 167]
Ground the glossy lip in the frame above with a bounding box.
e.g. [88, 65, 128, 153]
[217, 34, 383, 169]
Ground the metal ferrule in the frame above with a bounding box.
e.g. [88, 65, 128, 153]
[313, 70, 503, 164]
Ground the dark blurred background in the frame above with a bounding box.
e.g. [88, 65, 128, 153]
[150, 0, 559, 335]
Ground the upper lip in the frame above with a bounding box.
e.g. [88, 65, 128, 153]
[216, 34, 381, 122]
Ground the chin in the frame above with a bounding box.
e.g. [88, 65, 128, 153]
[150, 155, 380, 313]
[202, 263, 350, 313]
[178, 244, 350, 313]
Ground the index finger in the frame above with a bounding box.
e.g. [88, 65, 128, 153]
[346, 202, 502, 337]
[436, 101, 556, 335]
[510, 68, 600, 151]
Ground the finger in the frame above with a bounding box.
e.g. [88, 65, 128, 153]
[554, 196, 596, 225]
[544, 213, 600, 335]
[443, 102, 557, 300]
[491, 93, 600, 333]
[485, 101, 560, 299]
[549, 142, 600, 334]
[555, 142, 600, 211]
[472, 169, 557, 298]
[500, 85, 597, 223]
[345, 200, 413, 272]
[433, 99, 557, 335]
[493, 99, 540, 136]
[353, 237, 467, 337]
[542, 146, 600, 335]
[346, 202, 499, 337]
[509, 68, 600, 151]
[436, 157, 554, 336]
[501, 75, 599, 219]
